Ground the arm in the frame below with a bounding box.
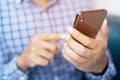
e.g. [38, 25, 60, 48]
[0, 51, 28, 80]
[85, 50, 116, 80]
[62, 20, 116, 80]
[0, 34, 63, 80]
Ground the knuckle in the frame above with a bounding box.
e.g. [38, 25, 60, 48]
[85, 39, 92, 46]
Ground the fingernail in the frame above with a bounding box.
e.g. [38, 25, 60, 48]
[61, 34, 66, 39]
[68, 27, 73, 34]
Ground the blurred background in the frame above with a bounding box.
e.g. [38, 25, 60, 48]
[95, 0, 120, 80]
[95, 0, 120, 16]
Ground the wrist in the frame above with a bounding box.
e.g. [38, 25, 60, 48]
[92, 56, 108, 75]
[17, 55, 29, 71]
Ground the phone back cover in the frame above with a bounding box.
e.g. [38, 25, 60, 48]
[73, 9, 107, 38]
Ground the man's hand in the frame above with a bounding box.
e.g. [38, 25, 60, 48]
[17, 34, 64, 71]
[63, 20, 108, 73]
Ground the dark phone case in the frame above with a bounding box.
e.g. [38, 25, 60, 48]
[73, 9, 107, 38]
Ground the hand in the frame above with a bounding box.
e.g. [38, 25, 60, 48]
[62, 19, 108, 73]
[17, 34, 64, 71]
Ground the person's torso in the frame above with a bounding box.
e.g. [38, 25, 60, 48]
[0, 0, 94, 80]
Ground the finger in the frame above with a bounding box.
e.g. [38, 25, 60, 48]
[62, 50, 86, 71]
[67, 36, 91, 58]
[63, 43, 87, 64]
[42, 41, 59, 54]
[49, 41, 61, 50]
[34, 34, 65, 41]
[38, 50, 54, 60]
[32, 40, 59, 54]
[67, 27, 97, 49]
[34, 56, 49, 66]
[96, 19, 108, 47]
[101, 19, 108, 34]
[63, 49, 80, 67]
[99, 19, 108, 41]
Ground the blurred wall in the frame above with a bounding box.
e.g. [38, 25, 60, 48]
[95, 0, 120, 16]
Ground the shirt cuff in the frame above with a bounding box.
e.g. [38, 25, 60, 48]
[1, 56, 28, 80]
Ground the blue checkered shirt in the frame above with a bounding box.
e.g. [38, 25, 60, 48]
[0, 0, 116, 80]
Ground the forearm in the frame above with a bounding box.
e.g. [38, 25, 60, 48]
[0, 56, 28, 80]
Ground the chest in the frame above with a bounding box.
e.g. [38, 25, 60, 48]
[0, 1, 81, 55]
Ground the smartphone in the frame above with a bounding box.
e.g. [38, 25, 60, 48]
[73, 9, 107, 38]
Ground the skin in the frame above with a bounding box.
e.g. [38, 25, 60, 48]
[32, 0, 49, 8]
[17, 0, 54, 71]
[17, 34, 64, 71]
[17, 0, 108, 74]
[63, 20, 108, 73]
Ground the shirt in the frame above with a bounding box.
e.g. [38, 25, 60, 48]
[0, 0, 116, 80]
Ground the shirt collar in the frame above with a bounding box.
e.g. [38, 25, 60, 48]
[7, 0, 30, 4]
[45, 0, 59, 10]
[8, 0, 59, 4]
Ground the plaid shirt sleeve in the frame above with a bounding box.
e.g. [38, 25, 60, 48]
[0, 53, 28, 80]
[85, 50, 116, 80]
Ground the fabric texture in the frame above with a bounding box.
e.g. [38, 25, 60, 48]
[0, 0, 116, 80]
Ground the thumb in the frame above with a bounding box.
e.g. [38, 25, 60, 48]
[96, 19, 109, 42]
[101, 19, 109, 37]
